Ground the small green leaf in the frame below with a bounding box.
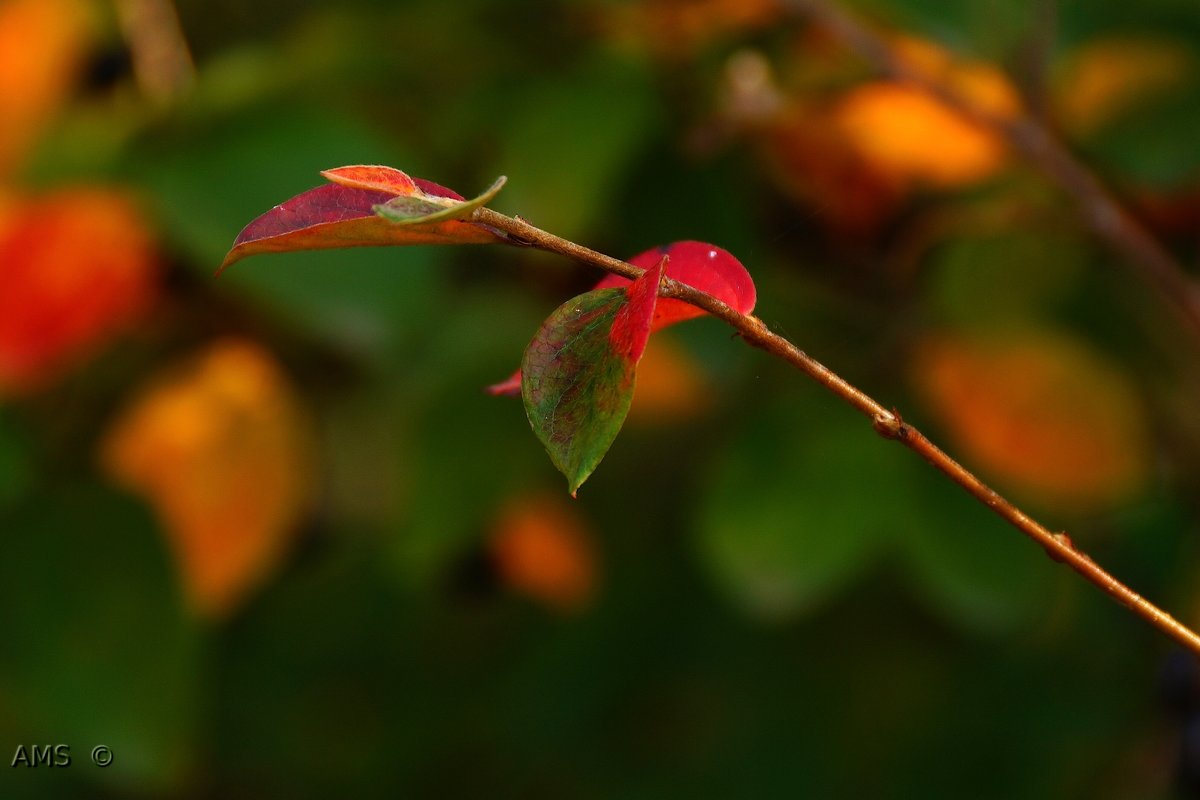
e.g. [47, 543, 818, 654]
[373, 175, 506, 224]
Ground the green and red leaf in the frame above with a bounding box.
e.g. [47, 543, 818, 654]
[522, 257, 666, 495]
[489, 240, 755, 396]
[219, 166, 506, 272]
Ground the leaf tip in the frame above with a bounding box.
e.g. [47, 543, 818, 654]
[486, 370, 523, 396]
[567, 475, 585, 498]
[471, 175, 507, 208]
[215, 248, 241, 275]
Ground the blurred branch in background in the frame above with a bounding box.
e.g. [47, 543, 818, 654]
[785, 0, 1200, 341]
[113, 0, 193, 104]
[1011, 0, 1058, 118]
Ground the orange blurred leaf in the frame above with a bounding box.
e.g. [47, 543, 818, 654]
[912, 330, 1151, 511]
[833, 38, 1020, 188]
[0, 186, 158, 394]
[489, 494, 597, 613]
[100, 339, 315, 619]
[627, 336, 711, 423]
[0, 0, 92, 178]
[755, 104, 905, 235]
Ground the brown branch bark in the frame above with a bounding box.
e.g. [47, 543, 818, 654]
[474, 205, 1200, 656]
[783, 0, 1200, 341]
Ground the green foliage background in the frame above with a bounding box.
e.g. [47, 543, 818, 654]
[4, 0, 1200, 797]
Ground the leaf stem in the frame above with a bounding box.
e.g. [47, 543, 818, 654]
[473, 205, 1200, 656]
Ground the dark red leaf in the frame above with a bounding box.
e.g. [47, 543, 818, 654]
[412, 178, 465, 201]
[219, 166, 505, 272]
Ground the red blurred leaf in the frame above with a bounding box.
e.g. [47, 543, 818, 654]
[488, 240, 754, 395]
[0, 187, 158, 394]
[522, 257, 666, 495]
[219, 167, 506, 271]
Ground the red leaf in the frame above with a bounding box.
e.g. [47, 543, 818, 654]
[219, 167, 505, 272]
[594, 240, 756, 327]
[412, 178, 465, 201]
[488, 241, 755, 395]
[609, 254, 665, 361]
[320, 164, 418, 194]
[0, 187, 158, 394]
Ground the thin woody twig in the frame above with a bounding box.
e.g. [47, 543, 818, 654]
[473, 205, 1200, 657]
[114, 0, 195, 104]
[783, 0, 1200, 341]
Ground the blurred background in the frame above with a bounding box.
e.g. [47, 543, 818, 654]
[3, 0, 1200, 796]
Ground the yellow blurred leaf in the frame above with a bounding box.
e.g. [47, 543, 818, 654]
[100, 339, 315, 618]
[0, 186, 158, 394]
[489, 493, 597, 613]
[911, 330, 1151, 511]
[0, 0, 93, 178]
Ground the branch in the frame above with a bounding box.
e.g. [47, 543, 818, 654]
[784, 0, 1200, 341]
[474, 205, 1200, 656]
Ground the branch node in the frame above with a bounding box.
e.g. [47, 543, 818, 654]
[872, 408, 907, 440]
[1044, 531, 1074, 563]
